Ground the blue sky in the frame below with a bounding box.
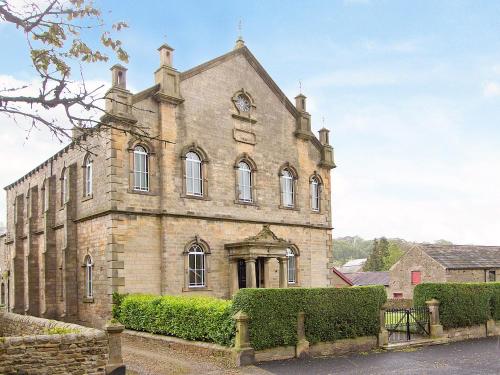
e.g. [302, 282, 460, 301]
[1, 0, 500, 244]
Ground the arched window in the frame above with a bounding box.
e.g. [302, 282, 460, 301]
[185, 152, 202, 196]
[310, 177, 320, 211]
[287, 248, 297, 284]
[188, 244, 205, 287]
[133, 145, 149, 191]
[61, 168, 69, 204]
[84, 156, 93, 197]
[281, 169, 294, 208]
[84, 255, 93, 298]
[238, 161, 252, 202]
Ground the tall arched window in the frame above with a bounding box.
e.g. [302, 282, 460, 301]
[84, 255, 93, 298]
[238, 161, 252, 202]
[281, 170, 294, 208]
[310, 177, 320, 212]
[188, 244, 205, 287]
[287, 248, 296, 284]
[133, 145, 149, 191]
[185, 152, 202, 196]
[84, 156, 93, 197]
[61, 168, 69, 204]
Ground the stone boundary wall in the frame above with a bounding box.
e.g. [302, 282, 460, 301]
[123, 330, 233, 361]
[445, 320, 500, 342]
[0, 311, 110, 375]
[254, 336, 378, 362]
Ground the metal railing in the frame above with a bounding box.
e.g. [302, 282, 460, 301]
[385, 306, 430, 342]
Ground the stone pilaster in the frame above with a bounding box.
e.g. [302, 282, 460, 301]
[296, 311, 310, 358]
[378, 307, 389, 346]
[426, 299, 444, 339]
[232, 311, 255, 366]
[26, 185, 40, 316]
[105, 322, 126, 374]
[41, 176, 57, 318]
[63, 163, 78, 322]
[11, 194, 24, 314]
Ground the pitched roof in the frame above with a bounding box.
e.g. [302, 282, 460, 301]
[420, 244, 500, 269]
[346, 271, 389, 287]
[339, 258, 366, 273]
[180, 46, 300, 118]
[342, 258, 367, 267]
[330, 267, 354, 286]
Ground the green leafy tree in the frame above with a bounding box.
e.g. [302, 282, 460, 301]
[0, 0, 152, 143]
[364, 237, 389, 271]
[383, 242, 404, 270]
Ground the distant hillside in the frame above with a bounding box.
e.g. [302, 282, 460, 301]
[333, 236, 453, 268]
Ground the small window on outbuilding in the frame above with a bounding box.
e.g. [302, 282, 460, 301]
[393, 292, 403, 299]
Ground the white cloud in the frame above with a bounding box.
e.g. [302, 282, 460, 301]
[0, 74, 109, 221]
[330, 98, 500, 245]
[482, 81, 500, 97]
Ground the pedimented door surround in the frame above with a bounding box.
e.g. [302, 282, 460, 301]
[225, 224, 291, 295]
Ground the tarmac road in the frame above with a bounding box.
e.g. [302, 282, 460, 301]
[257, 337, 500, 375]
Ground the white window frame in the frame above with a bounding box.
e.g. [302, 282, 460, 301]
[133, 146, 149, 191]
[85, 256, 93, 298]
[238, 161, 252, 202]
[287, 248, 296, 284]
[188, 244, 206, 287]
[281, 170, 294, 208]
[85, 157, 93, 197]
[185, 152, 203, 197]
[311, 177, 320, 212]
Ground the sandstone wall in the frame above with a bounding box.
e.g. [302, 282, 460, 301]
[389, 246, 446, 299]
[0, 311, 109, 374]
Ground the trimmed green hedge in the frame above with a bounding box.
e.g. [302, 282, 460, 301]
[116, 294, 234, 346]
[414, 282, 500, 329]
[232, 286, 386, 350]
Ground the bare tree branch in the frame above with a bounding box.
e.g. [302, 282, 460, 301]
[0, 0, 169, 151]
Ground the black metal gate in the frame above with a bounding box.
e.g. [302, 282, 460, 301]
[385, 307, 430, 342]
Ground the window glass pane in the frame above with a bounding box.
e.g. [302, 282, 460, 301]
[287, 248, 296, 283]
[282, 171, 293, 207]
[186, 153, 202, 196]
[188, 245, 205, 287]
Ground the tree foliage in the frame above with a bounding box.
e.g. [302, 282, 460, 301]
[0, 0, 152, 144]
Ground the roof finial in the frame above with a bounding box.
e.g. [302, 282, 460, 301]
[234, 18, 245, 49]
[299, 80, 302, 94]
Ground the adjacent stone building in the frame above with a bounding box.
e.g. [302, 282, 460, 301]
[389, 244, 500, 299]
[0, 38, 344, 328]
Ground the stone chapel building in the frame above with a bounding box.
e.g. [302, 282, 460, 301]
[0, 38, 344, 328]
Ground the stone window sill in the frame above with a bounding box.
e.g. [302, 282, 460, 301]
[234, 200, 258, 207]
[181, 194, 210, 201]
[81, 194, 93, 202]
[182, 287, 213, 292]
[279, 205, 300, 212]
[83, 297, 94, 303]
[127, 189, 157, 196]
